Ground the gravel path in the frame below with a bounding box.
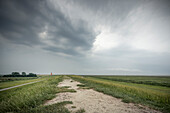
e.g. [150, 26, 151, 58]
[45, 79, 161, 113]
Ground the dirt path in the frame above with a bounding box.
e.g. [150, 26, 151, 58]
[0, 80, 43, 92]
[45, 79, 161, 113]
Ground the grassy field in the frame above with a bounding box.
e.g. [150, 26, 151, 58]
[85, 75, 170, 87]
[0, 76, 42, 89]
[0, 75, 83, 113]
[70, 75, 170, 113]
[0, 77, 39, 82]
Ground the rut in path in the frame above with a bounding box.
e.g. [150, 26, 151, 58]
[45, 79, 161, 113]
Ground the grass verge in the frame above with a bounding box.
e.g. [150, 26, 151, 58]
[70, 75, 170, 113]
[0, 76, 74, 113]
[0, 77, 42, 89]
[87, 76, 170, 87]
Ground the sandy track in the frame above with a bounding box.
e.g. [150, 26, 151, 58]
[45, 79, 161, 113]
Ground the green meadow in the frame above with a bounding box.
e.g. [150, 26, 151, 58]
[70, 75, 170, 113]
[0, 76, 82, 113]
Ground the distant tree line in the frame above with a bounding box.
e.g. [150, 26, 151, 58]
[3, 72, 37, 77]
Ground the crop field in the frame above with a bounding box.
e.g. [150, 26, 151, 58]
[70, 75, 170, 113]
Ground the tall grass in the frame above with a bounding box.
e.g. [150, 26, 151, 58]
[71, 75, 170, 113]
[0, 76, 64, 113]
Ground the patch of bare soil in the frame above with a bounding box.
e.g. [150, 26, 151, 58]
[45, 79, 161, 113]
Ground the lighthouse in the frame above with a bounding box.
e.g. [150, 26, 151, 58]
[51, 72, 52, 75]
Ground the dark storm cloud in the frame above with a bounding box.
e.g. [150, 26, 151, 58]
[0, 0, 95, 55]
[0, 0, 44, 46]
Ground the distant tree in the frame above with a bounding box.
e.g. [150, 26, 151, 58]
[12, 72, 20, 77]
[28, 73, 37, 77]
[3, 72, 37, 77]
[22, 72, 26, 76]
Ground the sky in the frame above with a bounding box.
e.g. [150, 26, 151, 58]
[0, 0, 170, 75]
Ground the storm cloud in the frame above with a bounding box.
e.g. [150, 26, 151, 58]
[0, 0, 170, 75]
[0, 0, 95, 56]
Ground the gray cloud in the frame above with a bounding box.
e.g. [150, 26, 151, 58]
[0, 0, 95, 56]
[0, 0, 170, 75]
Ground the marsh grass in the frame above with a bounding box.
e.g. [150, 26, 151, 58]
[71, 75, 170, 113]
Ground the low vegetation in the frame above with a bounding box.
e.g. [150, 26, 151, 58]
[75, 109, 85, 113]
[0, 76, 42, 89]
[0, 76, 38, 82]
[70, 75, 170, 113]
[86, 75, 170, 87]
[0, 75, 76, 113]
[30, 101, 73, 113]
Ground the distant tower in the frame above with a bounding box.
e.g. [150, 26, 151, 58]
[51, 72, 52, 75]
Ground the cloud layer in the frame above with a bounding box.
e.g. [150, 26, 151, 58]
[0, 0, 95, 56]
[0, 0, 170, 74]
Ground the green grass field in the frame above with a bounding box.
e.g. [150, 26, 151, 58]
[0, 76, 43, 89]
[86, 75, 170, 87]
[0, 75, 84, 113]
[0, 77, 39, 82]
[70, 75, 170, 113]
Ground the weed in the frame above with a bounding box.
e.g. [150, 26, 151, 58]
[71, 106, 76, 108]
[77, 84, 86, 87]
[28, 101, 73, 113]
[61, 86, 71, 88]
[75, 108, 85, 113]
